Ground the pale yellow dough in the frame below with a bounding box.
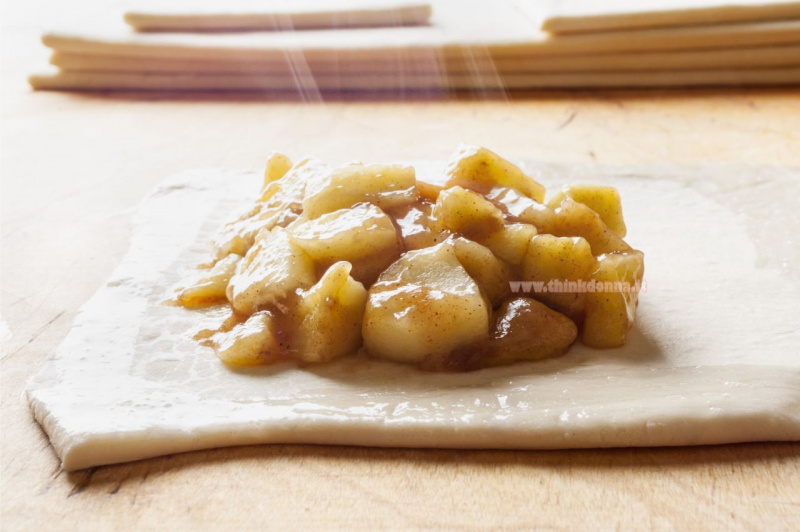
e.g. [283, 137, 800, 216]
[28, 68, 800, 91]
[125, 0, 432, 32]
[26, 162, 800, 471]
[542, 0, 800, 34]
[40, 1, 800, 62]
[48, 45, 800, 74]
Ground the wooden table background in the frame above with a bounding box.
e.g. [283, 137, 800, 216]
[2, 1, 800, 530]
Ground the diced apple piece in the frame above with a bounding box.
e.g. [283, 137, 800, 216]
[451, 237, 511, 307]
[302, 163, 417, 219]
[548, 185, 627, 238]
[582, 251, 645, 349]
[433, 186, 505, 238]
[212, 203, 284, 259]
[390, 202, 448, 251]
[226, 227, 316, 314]
[288, 204, 403, 286]
[445, 145, 546, 203]
[177, 254, 241, 308]
[211, 311, 283, 366]
[260, 157, 327, 207]
[192, 305, 243, 342]
[414, 162, 450, 202]
[417, 180, 444, 202]
[522, 235, 596, 320]
[262, 152, 293, 189]
[482, 298, 577, 367]
[517, 201, 558, 234]
[213, 159, 327, 259]
[551, 198, 631, 256]
[293, 262, 369, 364]
[485, 186, 534, 217]
[478, 223, 537, 265]
[487, 187, 558, 233]
[363, 243, 490, 365]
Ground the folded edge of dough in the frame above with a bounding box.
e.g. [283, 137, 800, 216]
[48, 45, 800, 74]
[125, 2, 433, 32]
[543, 1, 800, 34]
[28, 68, 800, 92]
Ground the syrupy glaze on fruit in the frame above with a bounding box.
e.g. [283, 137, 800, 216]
[171, 145, 644, 371]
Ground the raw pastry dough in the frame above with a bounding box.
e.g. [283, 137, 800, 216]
[48, 45, 800, 74]
[40, 16, 800, 61]
[26, 162, 800, 471]
[125, 1, 432, 32]
[543, 0, 800, 34]
[28, 68, 800, 91]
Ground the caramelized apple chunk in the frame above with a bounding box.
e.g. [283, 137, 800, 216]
[482, 297, 578, 367]
[548, 185, 627, 238]
[582, 251, 645, 349]
[214, 158, 327, 259]
[478, 222, 537, 265]
[550, 198, 631, 255]
[363, 243, 490, 365]
[391, 202, 447, 250]
[262, 152, 293, 188]
[486, 186, 558, 233]
[433, 185, 505, 238]
[287, 204, 403, 286]
[302, 163, 417, 218]
[176, 254, 240, 308]
[451, 237, 512, 307]
[260, 157, 326, 206]
[522, 235, 596, 320]
[445, 145, 546, 203]
[433, 186, 535, 264]
[226, 227, 315, 314]
[293, 262, 368, 364]
[211, 202, 284, 260]
[211, 311, 283, 366]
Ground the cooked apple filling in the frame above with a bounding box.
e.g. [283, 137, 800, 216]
[174, 146, 644, 371]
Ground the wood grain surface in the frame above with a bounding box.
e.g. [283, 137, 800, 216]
[2, 1, 800, 530]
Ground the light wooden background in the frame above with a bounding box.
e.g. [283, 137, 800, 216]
[2, 1, 800, 530]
